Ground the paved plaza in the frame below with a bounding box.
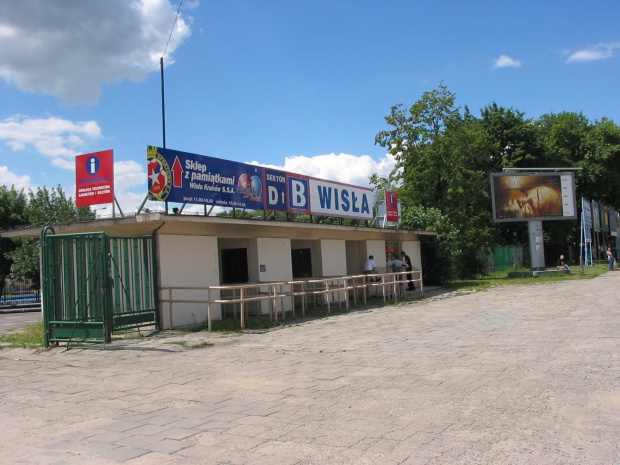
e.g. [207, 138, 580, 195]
[1, 273, 619, 464]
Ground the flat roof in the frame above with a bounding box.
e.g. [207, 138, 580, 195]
[1, 213, 437, 241]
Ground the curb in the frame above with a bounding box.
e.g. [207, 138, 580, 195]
[0, 305, 42, 314]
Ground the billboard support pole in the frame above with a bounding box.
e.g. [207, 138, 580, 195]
[580, 211, 585, 273]
[528, 220, 545, 270]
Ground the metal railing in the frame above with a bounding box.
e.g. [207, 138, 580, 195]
[160, 270, 423, 331]
[0, 279, 41, 305]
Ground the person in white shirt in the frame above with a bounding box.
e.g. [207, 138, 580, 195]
[364, 255, 378, 281]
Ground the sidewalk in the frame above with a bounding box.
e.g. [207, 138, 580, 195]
[1, 273, 618, 464]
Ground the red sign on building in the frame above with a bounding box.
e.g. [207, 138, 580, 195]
[385, 190, 399, 222]
[76, 150, 114, 207]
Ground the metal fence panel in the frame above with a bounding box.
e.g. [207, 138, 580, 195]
[41, 227, 158, 346]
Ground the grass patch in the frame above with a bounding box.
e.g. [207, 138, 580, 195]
[444, 263, 609, 293]
[0, 321, 45, 349]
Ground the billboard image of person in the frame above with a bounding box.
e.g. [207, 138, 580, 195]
[490, 173, 577, 222]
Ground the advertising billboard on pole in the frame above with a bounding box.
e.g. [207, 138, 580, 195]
[76, 149, 114, 207]
[490, 173, 577, 222]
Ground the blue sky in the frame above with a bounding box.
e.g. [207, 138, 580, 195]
[1, 0, 619, 214]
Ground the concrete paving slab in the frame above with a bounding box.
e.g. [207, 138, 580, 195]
[1, 274, 619, 464]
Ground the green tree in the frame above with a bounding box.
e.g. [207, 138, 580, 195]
[375, 83, 460, 211]
[375, 84, 495, 281]
[6, 186, 94, 286]
[0, 186, 28, 297]
[581, 118, 620, 209]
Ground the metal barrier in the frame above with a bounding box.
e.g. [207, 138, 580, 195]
[203, 270, 423, 330]
[159, 271, 423, 331]
[207, 282, 283, 331]
[0, 279, 40, 305]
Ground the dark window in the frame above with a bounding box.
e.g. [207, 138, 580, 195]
[221, 248, 249, 283]
[291, 248, 312, 278]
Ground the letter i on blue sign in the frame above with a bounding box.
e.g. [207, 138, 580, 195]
[88, 156, 100, 175]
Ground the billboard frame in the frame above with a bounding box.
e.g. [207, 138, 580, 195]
[490, 172, 578, 223]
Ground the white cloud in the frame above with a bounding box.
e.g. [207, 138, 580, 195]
[567, 42, 620, 63]
[255, 152, 397, 188]
[0, 166, 34, 191]
[0, 116, 102, 169]
[493, 55, 522, 68]
[0, 0, 193, 104]
[112, 160, 149, 212]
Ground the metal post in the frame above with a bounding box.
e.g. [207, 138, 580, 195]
[528, 220, 545, 270]
[160, 57, 166, 148]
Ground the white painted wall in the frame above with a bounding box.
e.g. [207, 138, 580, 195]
[401, 240, 422, 270]
[256, 237, 293, 315]
[158, 234, 219, 329]
[319, 239, 347, 276]
[366, 240, 386, 272]
[257, 237, 293, 282]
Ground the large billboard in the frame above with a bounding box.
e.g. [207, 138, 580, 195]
[147, 146, 373, 220]
[76, 149, 114, 207]
[490, 173, 577, 222]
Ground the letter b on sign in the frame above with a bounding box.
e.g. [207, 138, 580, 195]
[288, 177, 308, 211]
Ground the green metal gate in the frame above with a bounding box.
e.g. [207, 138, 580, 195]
[41, 227, 159, 346]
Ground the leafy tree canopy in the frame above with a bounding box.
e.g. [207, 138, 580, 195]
[374, 84, 620, 282]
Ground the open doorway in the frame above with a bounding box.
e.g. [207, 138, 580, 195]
[221, 248, 249, 284]
[291, 248, 312, 278]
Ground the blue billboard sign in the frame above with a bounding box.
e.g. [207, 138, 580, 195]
[147, 146, 264, 209]
[146, 146, 374, 221]
[592, 200, 600, 232]
[263, 168, 287, 212]
[582, 198, 592, 229]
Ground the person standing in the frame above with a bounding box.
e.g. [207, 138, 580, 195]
[606, 247, 615, 271]
[400, 251, 415, 290]
[386, 254, 407, 295]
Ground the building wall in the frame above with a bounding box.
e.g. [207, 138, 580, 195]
[158, 234, 219, 329]
[319, 239, 347, 276]
[401, 240, 422, 270]
[366, 240, 387, 272]
[256, 237, 293, 315]
[257, 237, 293, 282]
[345, 241, 362, 275]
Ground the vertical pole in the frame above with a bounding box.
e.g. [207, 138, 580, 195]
[160, 57, 166, 149]
[161, 57, 168, 214]
[580, 212, 584, 274]
[528, 220, 545, 270]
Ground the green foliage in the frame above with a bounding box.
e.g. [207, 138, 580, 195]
[0, 185, 94, 287]
[374, 84, 620, 282]
[25, 185, 94, 225]
[6, 238, 40, 285]
[0, 186, 28, 286]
